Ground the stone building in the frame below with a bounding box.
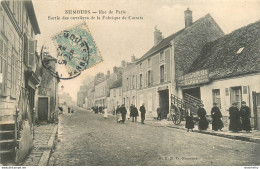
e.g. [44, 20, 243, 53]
[136, 8, 224, 119]
[180, 20, 260, 128]
[108, 77, 122, 113]
[122, 56, 138, 111]
[0, 0, 41, 162]
[37, 55, 59, 122]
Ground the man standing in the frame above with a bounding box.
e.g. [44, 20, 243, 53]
[240, 101, 252, 133]
[139, 103, 146, 124]
[132, 105, 138, 122]
[157, 106, 161, 121]
[229, 102, 242, 132]
[211, 103, 224, 131]
[120, 104, 127, 123]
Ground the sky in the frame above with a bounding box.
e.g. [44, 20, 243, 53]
[33, 0, 260, 101]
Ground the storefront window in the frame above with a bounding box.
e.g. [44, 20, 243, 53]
[212, 89, 221, 108]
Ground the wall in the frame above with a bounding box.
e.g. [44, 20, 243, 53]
[200, 73, 260, 117]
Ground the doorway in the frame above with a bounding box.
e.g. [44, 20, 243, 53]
[253, 92, 260, 130]
[38, 97, 49, 121]
[182, 87, 201, 100]
[158, 89, 169, 119]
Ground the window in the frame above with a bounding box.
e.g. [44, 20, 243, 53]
[148, 70, 151, 86]
[132, 75, 135, 89]
[113, 89, 116, 97]
[119, 89, 121, 96]
[140, 74, 143, 88]
[11, 51, 18, 97]
[160, 65, 164, 83]
[139, 63, 142, 72]
[126, 78, 129, 90]
[230, 86, 242, 108]
[0, 38, 7, 95]
[212, 89, 221, 108]
[148, 58, 151, 68]
[160, 51, 165, 62]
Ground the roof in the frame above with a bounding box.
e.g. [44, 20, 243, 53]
[109, 78, 122, 89]
[137, 29, 184, 63]
[24, 1, 41, 35]
[137, 14, 219, 63]
[188, 20, 260, 80]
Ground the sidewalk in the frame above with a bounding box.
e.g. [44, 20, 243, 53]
[22, 123, 58, 166]
[146, 119, 260, 143]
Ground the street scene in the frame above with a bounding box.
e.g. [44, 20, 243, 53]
[48, 107, 260, 166]
[0, 0, 260, 167]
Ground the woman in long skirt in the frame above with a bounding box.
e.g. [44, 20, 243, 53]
[185, 108, 194, 132]
[197, 104, 209, 130]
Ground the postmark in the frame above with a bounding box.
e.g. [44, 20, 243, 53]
[41, 22, 103, 80]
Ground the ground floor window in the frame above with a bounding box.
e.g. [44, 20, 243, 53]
[212, 89, 221, 108]
[230, 86, 242, 108]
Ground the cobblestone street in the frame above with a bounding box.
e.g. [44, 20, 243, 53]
[48, 106, 260, 166]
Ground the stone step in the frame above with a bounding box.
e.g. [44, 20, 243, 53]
[0, 130, 15, 134]
[0, 149, 13, 154]
[0, 139, 15, 144]
[0, 121, 15, 125]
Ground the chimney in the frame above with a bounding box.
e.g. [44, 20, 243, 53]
[113, 66, 118, 73]
[121, 60, 126, 68]
[154, 26, 163, 46]
[184, 8, 193, 28]
[131, 55, 136, 63]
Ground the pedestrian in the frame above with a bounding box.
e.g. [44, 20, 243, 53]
[68, 107, 71, 113]
[139, 103, 146, 124]
[229, 102, 242, 132]
[99, 106, 103, 114]
[112, 106, 116, 115]
[132, 105, 138, 122]
[116, 105, 122, 123]
[120, 104, 127, 123]
[103, 106, 108, 119]
[211, 103, 224, 131]
[130, 104, 134, 122]
[157, 106, 161, 121]
[71, 108, 74, 113]
[240, 101, 252, 133]
[197, 103, 209, 130]
[185, 108, 194, 132]
[95, 106, 98, 114]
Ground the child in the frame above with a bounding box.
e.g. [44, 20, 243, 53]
[103, 107, 108, 119]
[185, 108, 194, 132]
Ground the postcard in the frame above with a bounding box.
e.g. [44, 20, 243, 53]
[0, 0, 259, 167]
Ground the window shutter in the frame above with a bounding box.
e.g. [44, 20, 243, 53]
[151, 70, 153, 86]
[24, 34, 29, 65]
[28, 40, 35, 66]
[164, 64, 167, 82]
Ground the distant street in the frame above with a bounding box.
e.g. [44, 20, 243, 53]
[48, 106, 260, 166]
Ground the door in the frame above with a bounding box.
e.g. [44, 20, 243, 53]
[253, 92, 260, 129]
[38, 97, 48, 121]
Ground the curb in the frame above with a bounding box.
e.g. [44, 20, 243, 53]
[37, 125, 58, 166]
[166, 125, 260, 144]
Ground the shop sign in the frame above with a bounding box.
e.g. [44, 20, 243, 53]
[177, 69, 209, 87]
[157, 85, 168, 91]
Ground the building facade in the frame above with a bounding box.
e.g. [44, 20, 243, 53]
[136, 9, 224, 119]
[122, 57, 138, 112]
[108, 78, 122, 113]
[179, 20, 260, 128]
[0, 0, 41, 162]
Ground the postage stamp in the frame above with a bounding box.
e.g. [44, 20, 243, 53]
[52, 22, 103, 77]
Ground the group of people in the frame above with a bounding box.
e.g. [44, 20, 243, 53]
[115, 103, 146, 124]
[185, 101, 251, 133]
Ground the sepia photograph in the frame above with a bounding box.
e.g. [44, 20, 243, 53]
[0, 0, 260, 167]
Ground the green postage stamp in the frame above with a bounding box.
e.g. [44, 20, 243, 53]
[52, 22, 103, 77]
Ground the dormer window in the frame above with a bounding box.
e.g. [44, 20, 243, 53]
[237, 47, 244, 54]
